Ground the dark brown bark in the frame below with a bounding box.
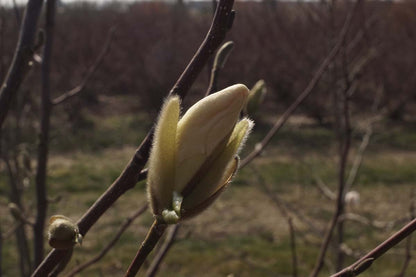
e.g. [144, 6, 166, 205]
[0, 0, 43, 128]
[332, 218, 416, 277]
[64, 205, 148, 277]
[145, 224, 180, 277]
[124, 221, 167, 277]
[33, 0, 56, 268]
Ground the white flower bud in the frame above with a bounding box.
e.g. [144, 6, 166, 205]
[175, 84, 249, 192]
[147, 84, 253, 223]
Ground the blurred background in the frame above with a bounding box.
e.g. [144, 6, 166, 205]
[1, 0, 416, 276]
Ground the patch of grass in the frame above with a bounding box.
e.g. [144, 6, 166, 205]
[155, 235, 321, 277]
[47, 147, 137, 193]
[371, 120, 416, 151]
[50, 113, 151, 153]
[248, 123, 336, 155]
[357, 156, 416, 186]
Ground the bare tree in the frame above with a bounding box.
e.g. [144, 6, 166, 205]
[0, 0, 43, 128]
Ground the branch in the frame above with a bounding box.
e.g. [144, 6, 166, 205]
[312, 174, 336, 201]
[396, 191, 415, 277]
[344, 82, 382, 192]
[145, 224, 180, 277]
[344, 124, 372, 191]
[251, 167, 298, 277]
[64, 205, 148, 277]
[32, 1, 235, 275]
[33, 0, 56, 267]
[12, 0, 21, 26]
[0, 0, 43, 128]
[51, 27, 115, 106]
[309, 1, 363, 275]
[331, 218, 416, 277]
[124, 220, 167, 277]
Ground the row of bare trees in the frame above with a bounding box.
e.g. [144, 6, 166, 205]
[1, 1, 416, 121]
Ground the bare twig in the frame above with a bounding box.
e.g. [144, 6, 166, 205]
[33, 0, 56, 267]
[51, 27, 115, 105]
[344, 124, 372, 192]
[396, 191, 415, 277]
[240, 0, 358, 169]
[0, 227, 2, 277]
[335, 68, 353, 271]
[331, 218, 416, 277]
[3, 154, 32, 275]
[145, 224, 180, 277]
[344, 82, 382, 193]
[32, 0, 235, 275]
[312, 174, 336, 201]
[251, 167, 298, 277]
[49, 248, 73, 277]
[124, 220, 168, 277]
[0, 0, 43, 128]
[64, 205, 148, 277]
[309, 2, 363, 276]
[12, 0, 21, 26]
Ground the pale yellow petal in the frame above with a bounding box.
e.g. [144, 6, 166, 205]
[181, 157, 239, 220]
[147, 96, 180, 215]
[175, 84, 249, 192]
[182, 118, 253, 210]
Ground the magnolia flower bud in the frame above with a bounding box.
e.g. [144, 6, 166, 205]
[244, 80, 267, 116]
[147, 84, 253, 223]
[48, 215, 82, 249]
[213, 41, 234, 70]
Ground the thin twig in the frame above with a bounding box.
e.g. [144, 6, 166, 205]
[331, 218, 416, 277]
[344, 124, 372, 191]
[240, 0, 358, 169]
[32, 1, 235, 275]
[33, 0, 55, 267]
[124, 220, 167, 277]
[51, 27, 115, 105]
[344, 82, 382, 192]
[312, 174, 336, 201]
[52, 27, 116, 106]
[3, 153, 32, 275]
[308, 2, 363, 276]
[396, 191, 415, 277]
[12, 0, 21, 26]
[64, 205, 148, 277]
[0, 0, 44, 128]
[251, 167, 298, 277]
[145, 224, 180, 277]
[0, 229, 2, 277]
[335, 43, 354, 271]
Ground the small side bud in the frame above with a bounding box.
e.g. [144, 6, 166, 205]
[213, 41, 234, 70]
[244, 80, 267, 116]
[48, 215, 82, 249]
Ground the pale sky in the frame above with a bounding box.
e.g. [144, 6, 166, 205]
[2, 0, 320, 7]
[2, 0, 130, 6]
